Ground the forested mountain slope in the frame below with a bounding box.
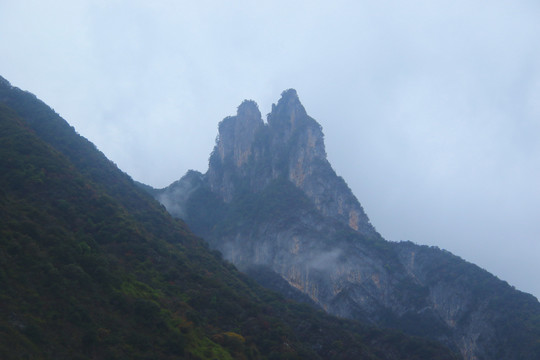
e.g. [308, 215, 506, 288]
[0, 76, 457, 359]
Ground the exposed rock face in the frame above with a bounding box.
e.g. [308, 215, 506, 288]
[152, 89, 540, 360]
[205, 89, 374, 236]
[207, 100, 264, 202]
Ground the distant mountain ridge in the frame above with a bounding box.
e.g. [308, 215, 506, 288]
[153, 89, 540, 360]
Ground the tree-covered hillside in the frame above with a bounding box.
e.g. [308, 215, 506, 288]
[0, 77, 457, 359]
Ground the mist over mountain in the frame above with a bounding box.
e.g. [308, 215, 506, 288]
[152, 89, 540, 360]
[0, 76, 461, 359]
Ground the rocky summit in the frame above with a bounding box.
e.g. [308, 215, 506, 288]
[206, 89, 374, 235]
[152, 89, 540, 360]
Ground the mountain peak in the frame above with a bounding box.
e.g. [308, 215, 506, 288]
[206, 90, 373, 234]
[277, 88, 300, 105]
[236, 99, 261, 118]
[268, 88, 308, 130]
[214, 100, 263, 165]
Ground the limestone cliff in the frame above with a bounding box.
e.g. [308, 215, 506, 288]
[205, 89, 374, 236]
[152, 89, 540, 360]
[207, 100, 264, 202]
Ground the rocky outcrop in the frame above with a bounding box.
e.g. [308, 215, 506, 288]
[203, 89, 374, 236]
[152, 89, 540, 360]
[207, 100, 264, 202]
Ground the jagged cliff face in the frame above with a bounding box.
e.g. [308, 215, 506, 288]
[207, 100, 264, 202]
[153, 89, 540, 360]
[205, 89, 373, 236]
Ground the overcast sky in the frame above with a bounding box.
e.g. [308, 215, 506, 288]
[1, 0, 539, 299]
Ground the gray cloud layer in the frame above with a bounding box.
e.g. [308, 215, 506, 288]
[1, 0, 539, 298]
